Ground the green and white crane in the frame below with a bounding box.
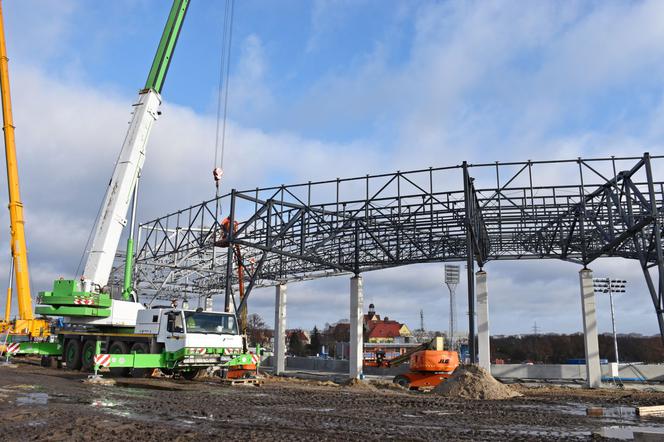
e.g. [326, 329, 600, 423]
[10, 1, 257, 378]
[37, 0, 189, 322]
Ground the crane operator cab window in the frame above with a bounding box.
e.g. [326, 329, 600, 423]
[183, 312, 238, 335]
[167, 311, 184, 333]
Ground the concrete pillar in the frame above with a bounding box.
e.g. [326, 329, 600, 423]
[579, 268, 601, 388]
[350, 275, 364, 379]
[274, 283, 287, 375]
[476, 270, 490, 371]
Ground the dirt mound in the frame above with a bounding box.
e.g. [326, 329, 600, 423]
[433, 365, 521, 400]
[342, 378, 377, 391]
[369, 380, 408, 392]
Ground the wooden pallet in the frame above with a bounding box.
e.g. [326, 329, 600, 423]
[219, 377, 261, 386]
[637, 405, 664, 416]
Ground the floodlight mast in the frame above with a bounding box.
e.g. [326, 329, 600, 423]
[445, 264, 460, 349]
[593, 277, 627, 364]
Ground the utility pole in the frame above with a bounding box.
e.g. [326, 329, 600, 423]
[445, 264, 460, 349]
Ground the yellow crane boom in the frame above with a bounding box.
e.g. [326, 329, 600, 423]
[0, 0, 47, 337]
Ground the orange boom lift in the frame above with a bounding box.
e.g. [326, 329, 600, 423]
[384, 337, 460, 390]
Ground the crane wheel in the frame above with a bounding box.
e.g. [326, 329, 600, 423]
[108, 341, 130, 377]
[181, 369, 202, 380]
[64, 340, 83, 370]
[393, 375, 410, 389]
[129, 342, 151, 378]
[81, 340, 97, 372]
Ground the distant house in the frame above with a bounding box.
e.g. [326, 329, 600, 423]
[364, 303, 413, 343]
[330, 322, 350, 341]
[286, 329, 310, 345]
[327, 304, 415, 360]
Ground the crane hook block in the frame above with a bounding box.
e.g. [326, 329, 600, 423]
[213, 167, 223, 182]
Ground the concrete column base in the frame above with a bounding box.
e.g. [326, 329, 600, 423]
[350, 276, 364, 379]
[274, 283, 287, 375]
[580, 269, 601, 388]
[476, 270, 490, 371]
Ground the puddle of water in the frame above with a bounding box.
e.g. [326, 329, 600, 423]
[191, 414, 215, 421]
[91, 399, 122, 408]
[603, 406, 637, 418]
[295, 407, 335, 413]
[16, 392, 48, 405]
[422, 410, 453, 416]
[100, 408, 132, 418]
[595, 426, 664, 440]
[513, 402, 638, 421]
[11, 384, 38, 390]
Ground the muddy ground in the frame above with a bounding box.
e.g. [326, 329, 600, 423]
[2, 361, 664, 441]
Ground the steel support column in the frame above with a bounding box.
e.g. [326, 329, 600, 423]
[644, 152, 664, 343]
[224, 190, 236, 312]
[463, 162, 477, 363]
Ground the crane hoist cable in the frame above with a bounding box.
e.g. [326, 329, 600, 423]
[211, 0, 235, 280]
[213, 0, 235, 198]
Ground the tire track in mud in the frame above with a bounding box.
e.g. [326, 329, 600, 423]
[2, 363, 664, 441]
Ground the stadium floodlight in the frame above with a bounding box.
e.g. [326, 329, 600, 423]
[593, 277, 628, 364]
[444, 264, 461, 349]
[445, 264, 460, 285]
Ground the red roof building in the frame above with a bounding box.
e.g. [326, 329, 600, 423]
[363, 304, 413, 343]
[367, 321, 403, 340]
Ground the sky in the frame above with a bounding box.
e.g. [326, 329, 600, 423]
[2, 0, 664, 337]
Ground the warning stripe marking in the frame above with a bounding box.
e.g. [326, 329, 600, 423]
[94, 354, 111, 367]
[74, 298, 94, 305]
[6, 343, 20, 354]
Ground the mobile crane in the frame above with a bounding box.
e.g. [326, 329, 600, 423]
[0, 0, 49, 341]
[11, 1, 257, 378]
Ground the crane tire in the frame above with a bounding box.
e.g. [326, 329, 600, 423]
[393, 375, 410, 389]
[181, 369, 202, 380]
[64, 339, 82, 370]
[81, 340, 97, 372]
[108, 341, 130, 377]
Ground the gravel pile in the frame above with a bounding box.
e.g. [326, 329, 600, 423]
[433, 365, 521, 400]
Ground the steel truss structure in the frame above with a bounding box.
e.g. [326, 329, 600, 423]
[133, 152, 664, 354]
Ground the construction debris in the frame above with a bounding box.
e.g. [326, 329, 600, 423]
[586, 407, 604, 417]
[82, 375, 115, 386]
[433, 365, 521, 400]
[637, 405, 664, 416]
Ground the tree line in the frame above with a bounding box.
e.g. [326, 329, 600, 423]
[492, 334, 664, 364]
